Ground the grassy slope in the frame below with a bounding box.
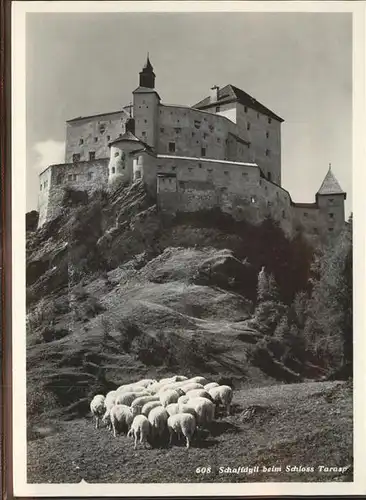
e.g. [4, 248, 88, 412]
[27, 380, 352, 483]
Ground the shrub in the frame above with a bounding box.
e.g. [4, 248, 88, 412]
[39, 326, 69, 343]
[83, 297, 106, 318]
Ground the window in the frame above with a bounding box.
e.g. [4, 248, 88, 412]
[175, 128, 181, 134]
[329, 213, 334, 219]
[188, 167, 193, 172]
[217, 138, 220, 143]
[251, 196, 256, 204]
[114, 151, 119, 157]
[282, 210, 285, 219]
[172, 166, 176, 171]
[267, 172, 272, 181]
[79, 138, 84, 145]
[94, 137, 98, 143]
[257, 112, 260, 119]
[244, 106, 248, 113]
[99, 124, 106, 134]
[119, 133, 123, 138]
[168, 142, 176, 153]
[73, 174, 77, 181]
[160, 128, 164, 133]
[329, 228, 334, 232]
[203, 133, 208, 139]
[304, 212, 308, 218]
[328, 198, 334, 204]
[268, 117, 272, 124]
[247, 123, 251, 130]
[242, 172, 248, 177]
[135, 170, 142, 179]
[40, 184, 43, 190]
[144, 119, 147, 123]
[142, 131, 147, 137]
[265, 149, 270, 157]
[198, 163, 202, 168]
[44, 180, 48, 188]
[68, 174, 72, 181]
[224, 171, 229, 176]
[111, 167, 115, 174]
[89, 152, 96, 161]
[266, 131, 269, 138]
[72, 153, 80, 162]
[87, 172, 93, 181]
[192, 132, 195, 137]
[216, 106, 220, 112]
[107, 135, 111, 141]
[201, 147, 206, 157]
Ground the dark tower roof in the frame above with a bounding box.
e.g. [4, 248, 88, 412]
[139, 54, 156, 89]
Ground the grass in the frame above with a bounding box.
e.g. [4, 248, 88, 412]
[27, 380, 352, 483]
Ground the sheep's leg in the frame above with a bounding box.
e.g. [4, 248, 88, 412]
[186, 435, 190, 449]
[168, 428, 173, 446]
[95, 417, 99, 430]
[112, 420, 117, 438]
[226, 403, 231, 416]
[134, 431, 138, 450]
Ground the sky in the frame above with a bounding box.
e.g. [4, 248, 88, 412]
[26, 12, 352, 215]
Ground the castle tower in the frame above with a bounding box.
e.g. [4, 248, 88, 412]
[316, 163, 347, 238]
[133, 55, 161, 150]
[108, 132, 145, 187]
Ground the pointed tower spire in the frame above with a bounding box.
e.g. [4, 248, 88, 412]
[139, 54, 155, 88]
[317, 164, 346, 198]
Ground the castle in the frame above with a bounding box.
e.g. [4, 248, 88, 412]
[38, 56, 347, 244]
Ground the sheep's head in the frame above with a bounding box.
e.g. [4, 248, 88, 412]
[132, 406, 140, 418]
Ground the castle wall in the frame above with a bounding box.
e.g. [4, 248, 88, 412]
[157, 105, 251, 164]
[133, 91, 160, 149]
[38, 167, 53, 227]
[65, 111, 129, 163]
[108, 141, 142, 187]
[133, 152, 157, 196]
[37, 159, 109, 227]
[236, 103, 282, 185]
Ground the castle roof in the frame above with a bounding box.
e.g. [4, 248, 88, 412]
[193, 84, 284, 123]
[108, 131, 144, 146]
[317, 167, 346, 197]
[66, 108, 130, 123]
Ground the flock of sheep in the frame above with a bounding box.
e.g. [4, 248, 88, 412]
[90, 375, 233, 449]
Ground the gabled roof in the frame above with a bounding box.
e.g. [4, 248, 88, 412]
[108, 131, 144, 146]
[66, 109, 129, 123]
[317, 167, 346, 197]
[193, 84, 284, 123]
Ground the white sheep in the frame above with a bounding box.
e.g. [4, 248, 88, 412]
[127, 414, 151, 449]
[109, 404, 134, 438]
[167, 413, 196, 449]
[186, 389, 213, 401]
[177, 395, 190, 406]
[181, 383, 204, 394]
[204, 382, 219, 391]
[148, 406, 169, 441]
[189, 376, 208, 385]
[103, 390, 118, 430]
[165, 403, 180, 416]
[141, 401, 163, 417]
[209, 385, 233, 415]
[181, 397, 215, 428]
[159, 389, 181, 407]
[135, 378, 157, 388]
[90, 394, 105, 429]
[116, 384, 148, 394]
[131, 395, 160, 416]
[115, 391, 147, 407]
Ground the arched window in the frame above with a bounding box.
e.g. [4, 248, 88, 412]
[111, 167, 115, 174]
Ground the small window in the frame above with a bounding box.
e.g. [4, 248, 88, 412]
[304, 212, 308, 218]
[217, 138, 220, 143]
[329, 213, 334, 219]
[72, 153, 80, 162]
[192, 132, 195, 137]
[244, 106, 248, 113]
[172, 166, 176, 171]
[107, 135, 111, 141]
[114, 151, 119, 157]
[268, 172, 272, 182]
[160, 128, 164, 133]
[247, 123, 251, 130]
[175, 128, 181, 134]
[216, 106, 220, 112]
[68, 174, 73, 181]
[266, 131, 269, 138]
[111, 167, 115, 174]
[207, 168, 213, 173]
[144, 119, 147, 123]
[268, 117, 272, 124]
[87, 172, 93, 181]
[168, 142, 176, 153]
[201, 147, 206, 157]
[99, 124, 106, 134]
[40, 184, 43, 190]
[188, 167, 193, 172]
[203, 133, 208, 139]
[328, 198, 334, 204]
[276, 192, 279, 199]
[73, 174, 77, 181]
[198, 163, 202, 168]
[142, 131, 147, 137]
[251, 196, 256, 204]
[135, 170, 142, 179]
[242, 172, 248, 177]
[282, 210, 285, 219]
[44, 180, 48, 188]
[329, 228, 334, 232]
[79, 138, 84, 145]
[94, 137, 98, 143]
[265, 149, 270, 157]
[224, 171, 229, 176]
[119, 133, 123, 137]
[89, 152, 95, 161]
[257, 112, 260, 119]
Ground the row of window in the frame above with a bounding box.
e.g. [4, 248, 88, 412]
[303, 211, 335, 219]
[72, 152, 96, 162]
